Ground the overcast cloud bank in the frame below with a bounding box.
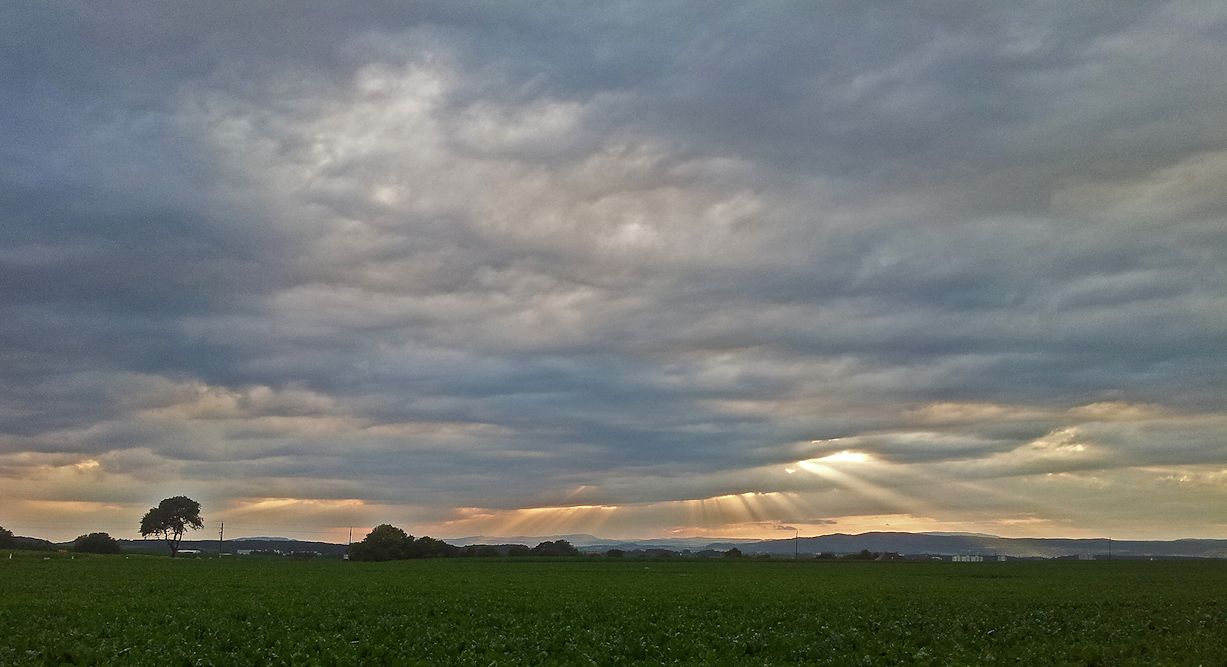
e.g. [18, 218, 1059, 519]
[2, 2, 1225, 541]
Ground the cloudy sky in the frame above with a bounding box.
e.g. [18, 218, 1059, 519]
[2, 2, 1226, 543]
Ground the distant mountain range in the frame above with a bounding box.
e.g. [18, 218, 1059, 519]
[740, 532, 1227, 559]
[449, 531, 1227, 558]
[7, 531, 1226, 559]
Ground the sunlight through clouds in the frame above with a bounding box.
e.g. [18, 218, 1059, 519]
[1, 3, 1225, 541]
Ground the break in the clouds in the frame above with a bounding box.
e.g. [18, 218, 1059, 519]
[2, 2, 1226, 542]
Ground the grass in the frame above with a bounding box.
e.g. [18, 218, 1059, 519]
[2, 553, 1225, 665]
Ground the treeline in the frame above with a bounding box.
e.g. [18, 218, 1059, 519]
[0, 525, 121, 553]
[348, 524, 580, 561]
[0, 525, 52, 551]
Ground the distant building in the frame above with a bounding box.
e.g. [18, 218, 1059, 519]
[952, 554, 984, 562]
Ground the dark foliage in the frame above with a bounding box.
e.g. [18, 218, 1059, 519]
[0, 527, 54, 551]
[139, 496, 204, 558]
[73, 532, 122, 554]
[347, 524, 464, 561]
[348, 524, 411, 561]
[406, 536, 459, 559]
[530, 540, 580, 557]
[347, 527, 589, 562]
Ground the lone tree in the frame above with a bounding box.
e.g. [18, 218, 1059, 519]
[0, 525, 13, 548]
[73, 532, 122, 554]
[140, 496, 203, 557]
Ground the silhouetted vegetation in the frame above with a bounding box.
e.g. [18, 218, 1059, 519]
[139, 496, 204, 558]
[347, 524, 496, 561]
[73, 532, 122, 554]
[347, 526, 586, 561]
[0, 525, 53, 551]
[347, 524, 412, 561]
[461, 545, 501, 558]
[530, 539, 579, 557]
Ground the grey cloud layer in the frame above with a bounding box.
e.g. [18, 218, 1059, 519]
[2, 2, 1225, 536]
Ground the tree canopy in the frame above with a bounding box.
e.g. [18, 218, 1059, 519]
[348, 524, 411, 561]
[345, 524, 464, 561]
[531, 539, 580, 557]
[74, 532, 122, 554]
[0, 525, 13, 548]
[345, 525, 592, 561]
[139, 496, 203, 557]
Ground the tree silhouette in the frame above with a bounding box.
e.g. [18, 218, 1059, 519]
[140, 496, 203, 557]
[74, 532, 122, 554]
[348, 524, 410, 561]
[531, 539, 579, 556]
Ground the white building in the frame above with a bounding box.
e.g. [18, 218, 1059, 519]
[952, 554, 984, 562]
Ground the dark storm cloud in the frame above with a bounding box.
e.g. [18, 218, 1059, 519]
[2, 2, 1226, 538]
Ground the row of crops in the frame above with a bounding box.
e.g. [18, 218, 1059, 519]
[2, 554, 1224, 664]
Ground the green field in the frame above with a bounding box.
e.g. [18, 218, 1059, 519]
[2, 554, 1225, 665]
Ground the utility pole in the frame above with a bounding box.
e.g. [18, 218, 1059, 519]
[1107, 537, 1112, 561]
[218, 521, 224, 557]
[348, 526, 353, 545]
[795, 529, 799, 560]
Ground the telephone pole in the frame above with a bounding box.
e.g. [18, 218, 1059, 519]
[218, 521, 224, 557]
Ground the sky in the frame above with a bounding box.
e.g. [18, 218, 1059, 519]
[2, 2, 1226, 544]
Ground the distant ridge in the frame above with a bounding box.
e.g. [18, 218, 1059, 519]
[740, 531, 1227, 559]
[12, 531, 1226, 559]
[445, 531, 1227, 558]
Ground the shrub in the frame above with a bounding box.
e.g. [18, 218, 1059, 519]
[73, 532, 122, 554]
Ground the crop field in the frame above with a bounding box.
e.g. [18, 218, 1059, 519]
[2, 554, 1225, 665]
